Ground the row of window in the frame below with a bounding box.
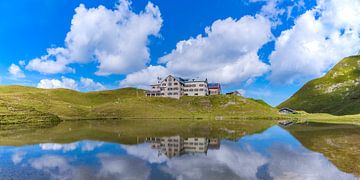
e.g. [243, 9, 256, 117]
[184, 142, 205, 145]
[167, 92, 179, 95]
[161, 143, 180, 147]
[161, 82, 180, 86]
[185, 147, 204, 150]
[164, 148, 180, 152]
[157, 83, 209, 88]
[162, 139, 179, 142]
[184, 88, 206, 92]
[167, 87, 179, 91]
[184, 84, 206, 87]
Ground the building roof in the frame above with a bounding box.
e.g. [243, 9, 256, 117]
[157, 75, 209, 85]
[183, 77, 207, 83]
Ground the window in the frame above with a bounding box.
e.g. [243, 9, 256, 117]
[199, 84, 204, 87]
[192, 84, 196, 87]
[195, 93, 198, 96]
[173, 87, 179, 90]
[199, 88, 203, 91]
[162, 83, 166, 86]
[168, 88, 172, 91]
[168, 83, 172, 86]
[184, 93, 188, 96]
[194, 89, 198, 91]
[174, 93, 178, 95]
[168, 93, 172, 95]
[174, 83, 178, 85]
[189, 89, 193, 92]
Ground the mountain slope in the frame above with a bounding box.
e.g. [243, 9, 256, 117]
[0, 86, 279, 124]
[279, 55, 360, 115]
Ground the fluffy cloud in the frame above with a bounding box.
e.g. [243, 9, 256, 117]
[80, 77, 106, 91]
[18, 60, 26, 66]
[8, 64, 25, 78]
[81, 141, 104, 152]
[37, 76, 78, 90]
[121, 143, 168, 163]
[119, 65, 169, 89]
[36, 77, 106, 91]
[26, 48, 75, 74]
[121, 15, 271, 87]
[26, 0, 162, 76]
[29, 155, 93, 180]
[250, 0, 306, 26]
[97, 153, 150, 180]
[266, 144, 356, 179]
[11, 151, 26, 165]
[159, 15, 271, 85]
[269, 0, 360, 83]
[39, 143, 79, 152]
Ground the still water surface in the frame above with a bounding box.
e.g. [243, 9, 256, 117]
[0, 120, 359, 180]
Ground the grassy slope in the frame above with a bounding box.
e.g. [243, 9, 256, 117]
[279, 55, 360, 115]
[287, 123, 360, 176]
[0, 85, 282, 124]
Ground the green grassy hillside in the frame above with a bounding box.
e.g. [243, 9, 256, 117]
[279, 55, 360, 115]
[287, 123, 360, 176]
[0, 85, 281, 124]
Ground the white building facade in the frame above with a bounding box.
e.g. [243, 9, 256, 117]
[146, 75, 219, 99]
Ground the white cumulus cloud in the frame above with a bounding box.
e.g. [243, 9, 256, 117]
[12, 151, 26, 165]
[119, 65, 170, 89]
[26, 0, 163, 76]
[159, 15, 271, 85]
[269, 0, 360, 84]
[121, 15, 272, 88]
[80, 77, 106, 91]
[8, 64, 25, 78]
[37, 76, 78, 90]
[250, 0, 306, 27]
[39, 143, 79, 152]
[18, 60, 26, 66]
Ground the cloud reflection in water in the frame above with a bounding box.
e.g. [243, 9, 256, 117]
[0, 126, 357, 180]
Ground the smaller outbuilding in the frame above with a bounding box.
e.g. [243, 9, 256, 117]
[226, 91, 242, 96]
[279, 107, 296, 114]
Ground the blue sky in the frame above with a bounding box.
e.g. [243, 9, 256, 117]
[0, 0, 359, 106]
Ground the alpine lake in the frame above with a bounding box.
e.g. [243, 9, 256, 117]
[0, 119, 359, 180]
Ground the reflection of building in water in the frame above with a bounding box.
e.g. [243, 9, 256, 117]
[208, 138, 220, 150]
[161, 136, 184, 158]
[146, 136, 220, 158]
[184, 137, 208, 154]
